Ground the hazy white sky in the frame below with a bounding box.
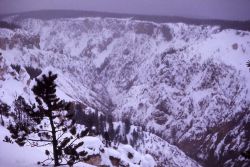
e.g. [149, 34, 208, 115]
[0, 0, 250, 20]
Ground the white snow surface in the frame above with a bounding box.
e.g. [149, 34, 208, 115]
[0, 125, 155, 167]
[0, 126, 95, 167]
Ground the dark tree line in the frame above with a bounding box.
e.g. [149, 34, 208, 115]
[73, 104, 142, 148]
[73, 107, 117, 145]
[11, 64, 42, 79]
[0, 21, 20, 30]
[25, 66, 42, 79]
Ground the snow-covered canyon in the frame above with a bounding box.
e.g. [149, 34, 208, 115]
[0, 14, 250, 166]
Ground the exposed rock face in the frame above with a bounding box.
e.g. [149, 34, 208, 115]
[84, 154, 102, 166]
[0, 33, 40, 50]
[0, 16, 250, 167]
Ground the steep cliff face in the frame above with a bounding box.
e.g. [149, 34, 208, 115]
[0, 16, 250, 166]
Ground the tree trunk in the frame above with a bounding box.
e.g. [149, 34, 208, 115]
[49, 112, 59, 166]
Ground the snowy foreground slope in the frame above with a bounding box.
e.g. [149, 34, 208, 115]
[0, 15, 250, 166]
[0, 125, 155, 167]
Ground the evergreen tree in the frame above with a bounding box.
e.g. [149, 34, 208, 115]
[7, 71, 88, 166]
[0, 102, 10, 126]
[14, 96, 29, 126]
[92, 110, 99, 135]
[98, 114, 106, 136]
[103, 131, 111, 147]
[84, 112, 96, 133]
[247, 60, 250, 69]
[113, 125, 120, 144]
[107, 115, 115, 141]
[123, 118, 131, 135]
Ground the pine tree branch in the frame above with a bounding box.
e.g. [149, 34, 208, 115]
[67, 137, 78, 147]
[60, 154, 69, 165]
[36, 143, 51, 147]
[27, 138, 52, 142]
[57, 131, 67, 141]
[55, 129, 64, 132]
[38, 129, 53, 133]
[39, 158, 53, 166]
[26, 140, 50, 147]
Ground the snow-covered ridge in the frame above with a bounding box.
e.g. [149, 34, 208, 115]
[0, 16, 250, 166]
